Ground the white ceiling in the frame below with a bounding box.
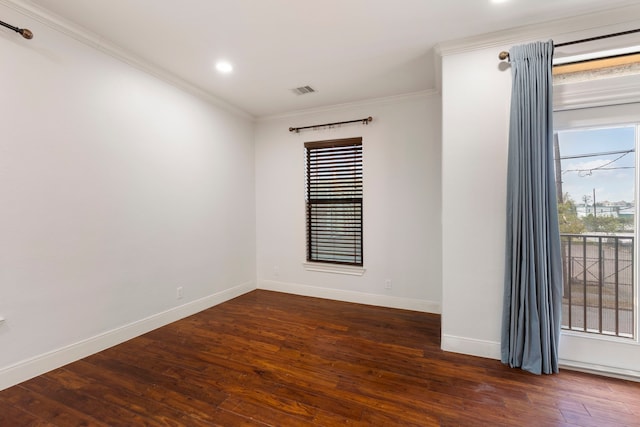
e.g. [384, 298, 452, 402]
[23, 0, 640, 117]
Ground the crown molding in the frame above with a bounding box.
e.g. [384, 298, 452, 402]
[257, 89, 440, 122]
[435, 4, 640, 58]
[0, 0, 254, 121]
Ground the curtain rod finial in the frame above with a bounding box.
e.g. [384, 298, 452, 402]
[499, 51, 509, 61]
[19, 28, 33, 39]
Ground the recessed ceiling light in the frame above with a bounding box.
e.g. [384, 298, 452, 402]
[491, 0, 509, 3]
[215, 60, 233, 74]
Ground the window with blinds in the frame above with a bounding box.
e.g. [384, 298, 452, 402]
[305, 137, 363, 266]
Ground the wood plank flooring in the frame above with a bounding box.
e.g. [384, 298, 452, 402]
[1, 290, 639, 426]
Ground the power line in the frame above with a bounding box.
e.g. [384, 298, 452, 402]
[564, 166, 635, 173]
[562, 151, 634, 176]
[558, 149, 634, 160]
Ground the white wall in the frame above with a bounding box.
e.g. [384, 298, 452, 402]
[440, 8, 640, 379]
[255, 93, 442, 312]
[0, 4, 256, 389]
[441, 48, 511, 358]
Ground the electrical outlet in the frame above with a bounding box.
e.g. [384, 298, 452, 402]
[384, 279, 392, 289]
[176, 287, 184, 299]
[273, 265, 280, 277]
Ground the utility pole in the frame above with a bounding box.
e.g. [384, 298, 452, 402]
[582, 194, 591, 217]
[554, 133, 563, 204]
[593, 188, 597, 217]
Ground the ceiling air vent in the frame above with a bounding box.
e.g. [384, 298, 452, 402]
[291, 85, 316, 95]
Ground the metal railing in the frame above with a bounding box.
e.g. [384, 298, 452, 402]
[560, 234, 635, 338]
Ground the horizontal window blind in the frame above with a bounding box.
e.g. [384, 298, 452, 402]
[305, 137, 363, 266]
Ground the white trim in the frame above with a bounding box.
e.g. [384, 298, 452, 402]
[0, 281, 256, 391]
[302, 262, 366, 276]
[258, 279, 441, 314]
[436, 4, 640, 57]
[257, 89, 440, 122]
[560, 359, 640, 382]
[0, 0, 253, 121]
[554, 75, 640, 111]
[553, 45, 640, 66]
[440, 334, 501, 360]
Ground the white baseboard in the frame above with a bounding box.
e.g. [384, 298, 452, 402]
[0, 281, 256, 391]
[440, 334, 640, 382]
[258, 279, 441, 313]
[441, 334, 501, 360]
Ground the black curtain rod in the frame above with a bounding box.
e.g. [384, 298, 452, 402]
[0, 19, 33, 39]
[498, 27, 640, 61]
[289, 116, 372, 133]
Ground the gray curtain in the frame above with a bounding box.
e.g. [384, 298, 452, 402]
[501, 40, 563, 375]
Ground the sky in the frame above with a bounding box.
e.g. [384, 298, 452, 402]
[556, 125, 636, 206]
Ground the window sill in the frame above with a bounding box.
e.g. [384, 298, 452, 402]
[302, 262, 366, 276]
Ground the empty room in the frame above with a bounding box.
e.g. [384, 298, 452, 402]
[1, 0, 640, 425]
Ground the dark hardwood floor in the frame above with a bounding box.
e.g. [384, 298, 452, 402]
[1, 290, 639, 426]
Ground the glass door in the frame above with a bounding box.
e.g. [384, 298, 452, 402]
[554, 103, 640, 377]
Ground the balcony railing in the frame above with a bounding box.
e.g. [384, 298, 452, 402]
[560, 233, 635, 338]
